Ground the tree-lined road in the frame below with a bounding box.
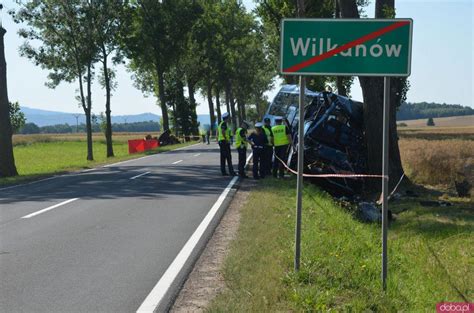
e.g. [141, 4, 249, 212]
[0, 143, 238, 313]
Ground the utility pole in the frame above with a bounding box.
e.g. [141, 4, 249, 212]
[73, 114, 80, 133]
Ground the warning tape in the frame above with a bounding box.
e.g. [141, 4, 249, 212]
[273, 153, 388, 179]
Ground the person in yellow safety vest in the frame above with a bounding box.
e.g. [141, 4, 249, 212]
[271, 116, 292, 178]
[235, 121, 249, 178]
[200, 128, 206, 144]
[262, 117, 274, 176]
[218, 112, 236, 176]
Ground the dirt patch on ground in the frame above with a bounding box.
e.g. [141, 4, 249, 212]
[170, 178, 255, 312]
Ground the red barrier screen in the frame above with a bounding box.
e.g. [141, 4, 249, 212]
[128, 139, 159, 154]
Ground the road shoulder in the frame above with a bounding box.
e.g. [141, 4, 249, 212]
[170, 178, 254, 312]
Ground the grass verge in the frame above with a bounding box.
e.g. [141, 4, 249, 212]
[0, 140, 197, 186]
[208, 179, 472, 312]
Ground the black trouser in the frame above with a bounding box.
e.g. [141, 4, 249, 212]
[273, 144, 289, 177]
[263, 145, 273, 176]
[237, 146, 247, 176]
[252, 147, 265, 179]
[219, 141, 235, 175]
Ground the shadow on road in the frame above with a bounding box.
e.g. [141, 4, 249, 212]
[0, 164, 237, 205]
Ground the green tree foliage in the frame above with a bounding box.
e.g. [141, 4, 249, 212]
[19, 122, 41, 134]
[12, 0, 98, 160]
[397, 102, 474, 120]
[122, 0, 202, 132]
[9, 101, 26, 133]
[255, 0, 338, 91]
[426, 117, 435, 126]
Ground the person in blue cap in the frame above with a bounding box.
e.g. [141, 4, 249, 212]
[248, 122, 268, 179]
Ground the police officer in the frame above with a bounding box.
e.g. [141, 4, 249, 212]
[218, 112, 236, 176]
[235, 121, 249, 178]
[272, 116, 292, 178]
[262, 117, 274, 176]
[248, 122, 268, 179]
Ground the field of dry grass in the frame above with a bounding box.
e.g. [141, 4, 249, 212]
[399, 115, 474, 127]
[398, 126, 473, 195]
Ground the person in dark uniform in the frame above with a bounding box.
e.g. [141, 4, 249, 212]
[271, 116, 292, 178]
[235, 121, 249, 178]
[262, 117, 274, 176]
[248, 122, 268, 179]
[218, 112, 236, 176]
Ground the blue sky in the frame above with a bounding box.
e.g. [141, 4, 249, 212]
[1, 0, 473, 116]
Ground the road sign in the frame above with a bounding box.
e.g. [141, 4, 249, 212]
[280, 18, 413, 76]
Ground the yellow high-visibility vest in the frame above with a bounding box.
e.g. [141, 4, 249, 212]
[235, 127, 247, 148]
[272, 125, 289, 146]
[218, 121, 231, 142]
[263, 126, 273, 146]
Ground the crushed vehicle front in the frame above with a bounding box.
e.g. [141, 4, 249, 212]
[264, 84, 367, 194]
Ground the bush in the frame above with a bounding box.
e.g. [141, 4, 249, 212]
[426, 117, 435, 126]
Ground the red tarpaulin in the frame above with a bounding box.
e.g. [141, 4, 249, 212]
[128, 139, 159, 154]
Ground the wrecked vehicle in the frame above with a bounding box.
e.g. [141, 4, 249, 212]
[264, 84, 367, 195]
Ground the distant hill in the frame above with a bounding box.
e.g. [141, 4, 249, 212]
[21, 106, 161, 126]
[397, 102, 474, 121]
[21, 106, 211, 127]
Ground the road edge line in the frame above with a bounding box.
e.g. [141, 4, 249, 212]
[136, 152, 253, 313]
[136, 176, 239, 313]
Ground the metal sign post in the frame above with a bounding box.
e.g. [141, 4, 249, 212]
[295, 76, 305, 271]
[294, 0, 304, 272]
[381, 77, 390, 290]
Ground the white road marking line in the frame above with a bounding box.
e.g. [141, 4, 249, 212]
[172, 160, 183, 164]
[136, 176, 239, 313]
[103, 143, 201, 168]
[21, 198, 79, 219]
[0, 144, 204, 192]
[80, 168, 95, 173]
[193, 153, 201, 157]
[130, 171, 151, 180]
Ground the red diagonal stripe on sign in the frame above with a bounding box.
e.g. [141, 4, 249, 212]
[283, 20, 410, 73]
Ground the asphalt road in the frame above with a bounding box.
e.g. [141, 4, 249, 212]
[0, 143, 240, 313]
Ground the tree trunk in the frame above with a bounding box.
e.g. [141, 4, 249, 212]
[225, 87, 231, 114]
[338, 0, 404, 190]
[102, 47, 114, 158]
[215, 86, 222, 124]
[187, 79, 199, 135]
[156, 65, 169, 131]
[336, 77, 348, 96]
[206, 77, 216, 133]
[0, 27, 18, 177]
[86, 63, 94, 161]
[226, 81, 237, 131]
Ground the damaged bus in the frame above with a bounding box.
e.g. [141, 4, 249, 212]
[264, 84, 367, 194]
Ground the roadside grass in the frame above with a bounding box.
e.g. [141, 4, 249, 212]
[208, 179, 473, 312]
[1, 137, 196, 186]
